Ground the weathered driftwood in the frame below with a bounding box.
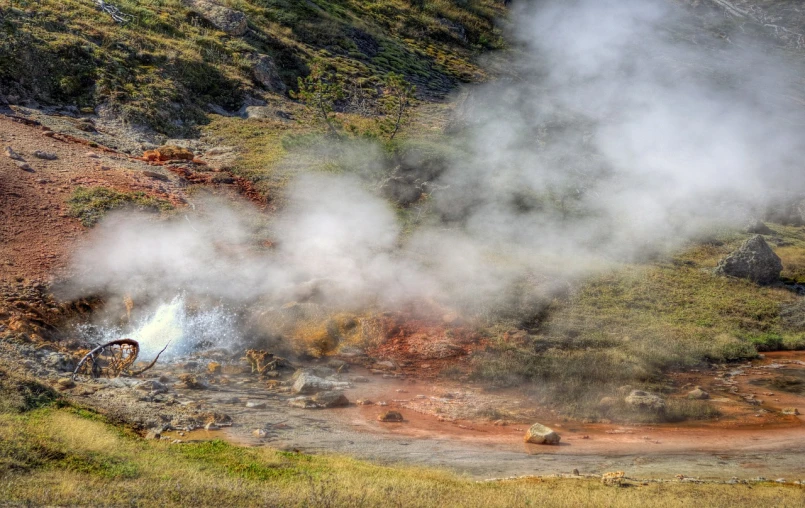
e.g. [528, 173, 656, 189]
[72, 338, 168, 380]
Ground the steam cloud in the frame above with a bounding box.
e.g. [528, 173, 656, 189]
[69, 0, 805, 328]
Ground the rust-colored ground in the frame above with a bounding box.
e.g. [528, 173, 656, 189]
[0, 112, 265, 284]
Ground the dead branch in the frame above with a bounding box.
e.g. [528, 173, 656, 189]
[73, 338, 139, 380]
[128, 341, 171, 376]
[72, 338, 170, 380]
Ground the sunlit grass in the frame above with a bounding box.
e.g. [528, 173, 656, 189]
[2, 405, 804, 507]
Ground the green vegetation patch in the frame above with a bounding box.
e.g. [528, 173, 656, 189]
[469, 230, 805, 420]
[67, 186, 173, 227]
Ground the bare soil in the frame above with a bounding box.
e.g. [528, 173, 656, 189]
[58, 351, 805, 482]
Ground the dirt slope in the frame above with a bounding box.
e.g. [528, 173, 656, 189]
[0, 113, 185, 283]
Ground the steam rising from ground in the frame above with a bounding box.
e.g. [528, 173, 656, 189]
[69, 0, 805, 327]
[77, 295, 241, 358]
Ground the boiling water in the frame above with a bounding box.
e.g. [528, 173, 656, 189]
[79, 295, 241, 359]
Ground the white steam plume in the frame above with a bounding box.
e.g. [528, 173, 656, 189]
[67, 0, 805, 322]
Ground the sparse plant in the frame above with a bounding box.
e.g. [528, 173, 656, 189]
[378, 72, 416, 141]
[291, 59, 345, 137]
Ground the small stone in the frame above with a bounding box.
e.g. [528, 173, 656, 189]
[624, 390, 666, 411]
[288, 397, 317, 409]
[143, 170, 169, 181]
[782, 407, 800, 415]
[572, 469, 580, 476]
[253, 429, 267, 438]
[687, 387, 709, 400]
[145, 430, 161, 440]
[524, 423, 561, 445]
[356, 399, 373, 405]
[207, 362, 221, 375]
[14, 160, 33, 172]
[56, 378, 75, 390]
[33, 151, 57, 160]
[135, 380, 168, 393]
[312, 391, 349, 408]
[177, 373, 205, 389]
[86, 151, 99, 158]
[374, 360, 396, 370]
[377, 411, 404, 422]
[4, 146, 23, 160]
[245, 401, 267, 409]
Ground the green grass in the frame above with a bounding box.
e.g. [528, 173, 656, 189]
[0, 366, 803, 507]
[67, 186, 173, 227]
[1, 0, 503, 135]
[469, 229, 805, 420]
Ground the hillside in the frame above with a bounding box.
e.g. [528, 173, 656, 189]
[4, 0, 805, 503]
[0, 0, 504, 136]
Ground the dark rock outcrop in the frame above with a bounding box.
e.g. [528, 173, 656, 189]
[714, 235, 782, 285]
[249, 54, 286, 93]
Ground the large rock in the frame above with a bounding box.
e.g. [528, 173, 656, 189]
[249, 54, 286, 93]
[185, 0, 248, 36]
[524, 423, 561, 445]
[624, 390, 666, 411]
[714, 235, 782, 285]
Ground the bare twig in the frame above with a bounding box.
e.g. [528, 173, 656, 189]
[72, 338, 139, 380]
[128, 341, 171, 376]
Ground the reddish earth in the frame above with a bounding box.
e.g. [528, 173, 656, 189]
[334, 354, 805, 458]
[0, 111, 266, 284]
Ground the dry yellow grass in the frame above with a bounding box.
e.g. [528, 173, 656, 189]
[2, 405, 805, 507]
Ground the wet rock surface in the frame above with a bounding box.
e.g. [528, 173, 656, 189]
[4, 337, 805, 480]
[524, 423, 560, 445]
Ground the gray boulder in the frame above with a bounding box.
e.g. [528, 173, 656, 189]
[291, 371, 349, 394]
[249, 54, 286, 93]
[524, 422, 561, 445]
[312, 391, 349, 408]
[687, 387, 709, 400]
[744, 220, 773, 235]
[186, 0, 248, 36]
[624, 390, 666, 411]
[714, 235, 782, 285]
